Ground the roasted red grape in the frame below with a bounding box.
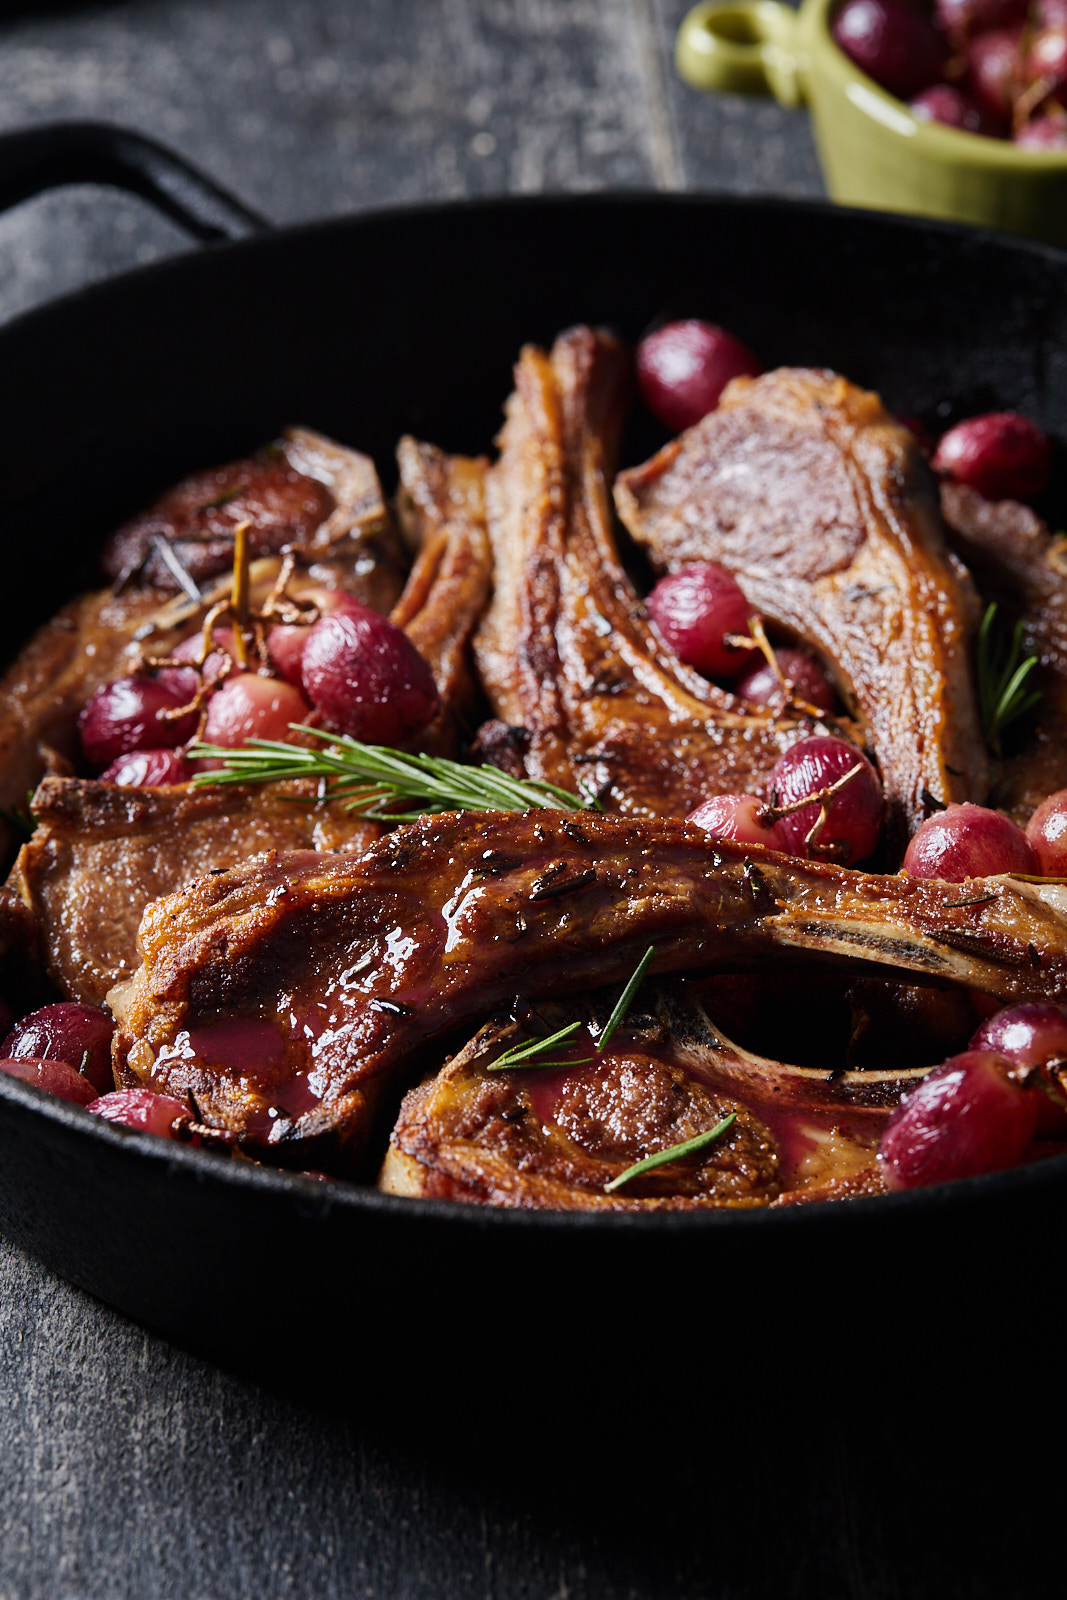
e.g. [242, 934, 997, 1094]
[1015, 115, 1067, 147]
[300, 604, 440, 743]
[768, 736, 884, 865]
[646, 564, 754, 678]
[636, 320, 761, 433]
[201, 672, 312, 748]
[965, 27, 1026, 123]
[902, 802, 1037, 881]
[909, 84, 999, 134]
[268, 589, 361, 686]
[932, 412, 1052, 502]
[99, 748, 194, 787]
[1027, 24, 1067, 90]
[1025, 789, 1067, 873]
[158, 628, 238, 699]
[878, 1050, 1039, 1189]
[971, 1000, 1067, 1133]
[0, 1056, 99, 1106]
[79, 676, 199, 768]
[686, 793, 786, 849]
[832, 0, 947, 99]
[734, 647, 836, 713]
[88, 1088, 192, 1138]
[2, 1001, 115, 1093]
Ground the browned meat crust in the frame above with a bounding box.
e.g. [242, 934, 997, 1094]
[112, 811, 1067, 1164]
[381, 987, 911, 1210]
[102, 425, 407, 611]
[9, 777, 380, 1007]
[0, 586, 170, 861]
[941, 481, 1067, 820]
[614, 369, 988, 846]
[391, 438, 492, 755]
[474, 329, 839, 818]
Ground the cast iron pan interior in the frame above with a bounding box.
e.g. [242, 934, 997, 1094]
[0, 124, 1065, 1374]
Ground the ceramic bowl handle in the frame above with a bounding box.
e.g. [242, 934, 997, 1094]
[675, 1, 804, 109]
[0, 121, 269, 242]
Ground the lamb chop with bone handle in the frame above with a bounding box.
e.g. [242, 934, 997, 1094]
[111, 812, 1067, 1170]
[473, 327, 843, 818]
[381, 984, 930, 1210]
[614, 369, 989, 849]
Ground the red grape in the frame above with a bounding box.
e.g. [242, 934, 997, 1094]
[99, 748, 194, 787]
[1, 1001, 115, 1093]
[0, 1056, 99, 1106]
[1025, 789, 1067, 873]
[158, 628, 238, 699]
[268, 590, 362, 686]
[902, 802, 1038, 881]
[79, 676, 199, 768]
[687, 793, 787, 849]
[300, 605, 440, 743]
[932, 412, 1052, 502]
[1015, 115, 1067, 147]
[965, 27, 1026, 124]
[768, 736, 884, 865]
[201, 673, 311, 749]
[88, 1088, 191, 1138]
[878, 1050, 1039, 1189]
[896, 414, 933, 453]
[933, 0, 1026, 44]
[636, 320, 761, 433]
[909, 84, 1000, 135]
[646, 564, 754, 678]
[1038, 0, 1067, 26]
[734, 647, 836, 713]
[1027, 25, 1067, 90]
[832, 0, 948, 100]
[971, 1000, 1067, 1133]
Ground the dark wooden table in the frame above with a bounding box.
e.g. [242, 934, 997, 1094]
[0, 5, 1053, 1597]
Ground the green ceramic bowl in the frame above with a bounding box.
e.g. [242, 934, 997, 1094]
[676, 0, 1067, 245]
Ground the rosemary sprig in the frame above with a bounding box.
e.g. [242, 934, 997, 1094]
[977, 603, 1041, 757]
[189, 727, 596, 819]
[486, 1020, 593, 1072]
[596, 946, 655, 1051]
[604, 1113, 738, 1194]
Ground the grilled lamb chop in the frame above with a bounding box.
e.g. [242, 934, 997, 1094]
[391, 438, 492, 755]
[941, 481, 1067, 820]
[112, 812, 1067, 1166]
[614, 369, 988, 846]
[380, 986, 925, 1210]
[473, 328, 826, 818]
[103, 425, 406, 609]
[9, 777, 380, 1007]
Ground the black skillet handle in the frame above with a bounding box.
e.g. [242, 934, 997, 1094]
[0, 121, 269, 242]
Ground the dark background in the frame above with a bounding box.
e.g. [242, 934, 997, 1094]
[0, 5, 1050, 1598]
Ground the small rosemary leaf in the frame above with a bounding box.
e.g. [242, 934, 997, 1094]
[597, 946, 655, 1051]
[486, 1020, 585, 1071]
[604, 1113, 738, 1193]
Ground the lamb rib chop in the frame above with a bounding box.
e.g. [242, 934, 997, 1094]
[473, 328, 829, 819]
[112, 811, 1067, 1167]
[614, 369, 989, 847]
[8, 777, 380, 1008]
[391, 437, 492, 756]
[381, 986, 927, 1210]
[103, 425, 406, 608]
[941, 481, 1067, 820]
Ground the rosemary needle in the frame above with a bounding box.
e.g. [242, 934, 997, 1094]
[597, 946, 655, 1051]
[604, 1114, 738, 1194]
[486, 1020, 589, 1072]
[976, 603, 1041, 757]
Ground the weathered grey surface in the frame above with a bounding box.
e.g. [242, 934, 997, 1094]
[0, 6, 1027, 1599]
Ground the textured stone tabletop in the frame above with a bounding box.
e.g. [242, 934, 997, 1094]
[0, 6, 1054, 1598]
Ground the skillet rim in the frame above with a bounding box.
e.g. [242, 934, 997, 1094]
[3, 185, 1067, 1238]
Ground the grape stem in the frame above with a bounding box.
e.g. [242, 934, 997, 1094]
[725, 615, 835, 722]
[759, 761, 865, 859]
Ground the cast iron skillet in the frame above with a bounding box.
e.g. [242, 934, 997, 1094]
[0, 122, 1065, 1377]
